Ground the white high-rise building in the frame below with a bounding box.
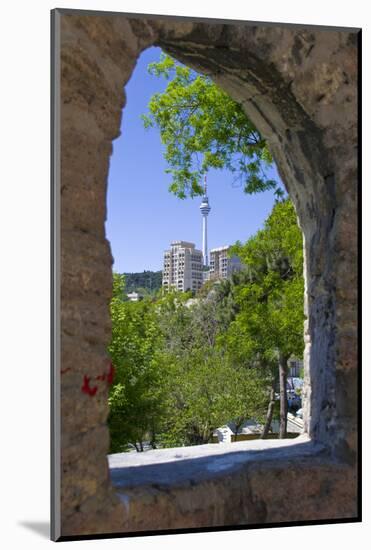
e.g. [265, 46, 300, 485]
[199, 176, 211, 266]
[162, 241, 203, 292]
[209, 246, 242, 280]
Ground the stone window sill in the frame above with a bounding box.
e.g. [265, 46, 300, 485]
[108, 435, 357, 532]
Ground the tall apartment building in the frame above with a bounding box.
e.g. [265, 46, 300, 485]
[209, 246, 242, 280]
[162, 241, 204, 293]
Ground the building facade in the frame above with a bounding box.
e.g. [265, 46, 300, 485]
[162, 241, 204, 293]
[209, 246, 242, 280]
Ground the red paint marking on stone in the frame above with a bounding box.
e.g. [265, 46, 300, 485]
[81, 375, 98, 397]
[93, 363, 115, 385]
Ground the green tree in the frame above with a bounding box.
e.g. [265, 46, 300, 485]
[153, 344, 268, 447]
[225, 199, 305, 438]
[124, 270, 163, 295]
[107, 201, 303, 451]
[156, 289, 267, 446]
[108, 274, 169, 452]
[142, 53, 281, 199]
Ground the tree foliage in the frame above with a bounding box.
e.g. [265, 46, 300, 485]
[108, 280, 268, 451]
[224, 199, 305, 437]
[156, 290, 267, 446]
[123, 270, 163, 295]
[107, 200, 305, 451]
[108, 274, 168, 452]
[142, 53, 281, 199]
[227, 199, 304, 362]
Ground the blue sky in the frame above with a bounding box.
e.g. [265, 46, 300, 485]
[106, 46, 283, 273]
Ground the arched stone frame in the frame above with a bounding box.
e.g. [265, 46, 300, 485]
[52, 9, 359, 540]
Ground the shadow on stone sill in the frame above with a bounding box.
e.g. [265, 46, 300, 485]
[109, 437, 327, 490]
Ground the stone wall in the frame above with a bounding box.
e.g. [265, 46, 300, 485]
[54, 10, 359, 538]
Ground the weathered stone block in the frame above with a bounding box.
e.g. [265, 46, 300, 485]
[54, 10, 359, 538]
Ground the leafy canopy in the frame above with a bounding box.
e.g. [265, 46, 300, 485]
[225, 200, 305, 367]
[108, 276, 269, 450]
[108, 274, 168, 452]
[142, 53, 281, 199]
[107, 202, 305, 450]
[155, 290, 268, 446]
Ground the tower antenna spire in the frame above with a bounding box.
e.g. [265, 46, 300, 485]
[200, 175, 211, 267]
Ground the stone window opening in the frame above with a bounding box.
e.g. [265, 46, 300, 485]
[54, 10, 359, 539]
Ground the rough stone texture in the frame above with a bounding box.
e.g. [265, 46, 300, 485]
[55, 10, 359, 538]
[108, 437, 357, 531]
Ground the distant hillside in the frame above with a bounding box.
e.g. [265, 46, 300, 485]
[123, 270, 163, 295]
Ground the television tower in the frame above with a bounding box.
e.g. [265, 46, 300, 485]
[199, 175, 211, 267]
